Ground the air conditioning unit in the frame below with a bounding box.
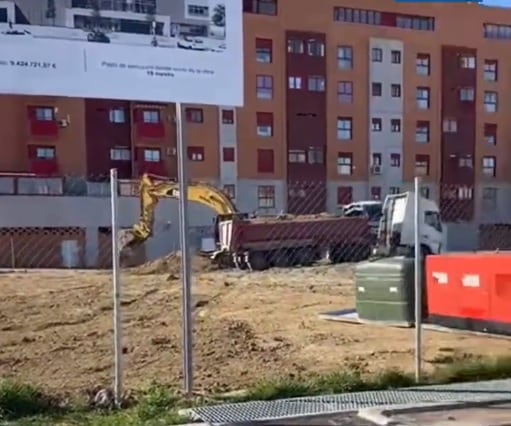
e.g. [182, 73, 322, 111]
[371, 165, 382, 175]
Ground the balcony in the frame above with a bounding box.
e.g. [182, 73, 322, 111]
[71, 0, 157, 14]
[133, 108, 165, 138]
[136, 160, 166, 175]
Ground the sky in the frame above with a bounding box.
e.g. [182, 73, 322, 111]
[482, 0, 511, 7]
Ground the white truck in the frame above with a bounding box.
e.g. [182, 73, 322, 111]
[344, 192, 445, 257]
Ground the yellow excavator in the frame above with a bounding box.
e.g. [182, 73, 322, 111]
[118, 173, 246, 259]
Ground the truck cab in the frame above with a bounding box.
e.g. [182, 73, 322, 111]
[374, 192, 445, 257]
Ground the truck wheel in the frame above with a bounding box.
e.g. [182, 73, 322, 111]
[248, 251, 268, 271]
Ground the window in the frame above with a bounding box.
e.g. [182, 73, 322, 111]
[109, 108, 125, 123]
[288, 39, 304, 54]
[416, 87, 430, 109]
[442, 118, 457, 133]
[110, 147, 130, 161]
[257, 185, 275, 208]
[142, 110, 160, 123]
[415, 154, 430, 176]
[372, 153, 382, 165]
[459, 87, 475, 102]
[337, 46, 353, 69]
[256, 75, 273, 99]
[144, 148, 160, 162]
[256, 112, 273, 137]
[288, 149, 306, 163]
[221, 109, 234, 124]
[244, 0, 277, 15]
[371, 117, 382, 132]
[288, 76, 302, 89]
[307, 76, 325, 91]
[187, 146, 204, 161]
[35, 107, 54, 121]
[223, 184, 235, 200]
[391, 50, 401, 64]
[484, 91, 497, 113]
[337, 186, 353, 205]
[255, 38, 272, 63]
[416, 121, 429, 143]
[188, 5, 208, 16]
[484, 60, 498, 82]
[391, 119, 401, 132]
[337, 153, 353, 175]
[389, 187, 400, 195]
[371, 186, 382, 200]
[307, 147, 324, 164]
[337, 117, 352, 140]
[333, 7, 435, 31]
[424, 211, 442, 232]
[484, 23, 511, 40]
[35, 146, 55, 159]
[390, 153, 401, 167]
[371, 47, 382, 62]
[458, 157, 473, 168]
[257, 149, 274, 173]
[459, 54, 476, 69]
[484, 123, 497, 145]
[482, 156, 496, 177]
[337, 81, 353, 103]
[307, 39, 325, 56]
[185, 108, 203, 123]
[391, 84, 401, 98]
[371, 82, 382, 96]
[222, 147, 235, 162]
[416, 53, 430, 76]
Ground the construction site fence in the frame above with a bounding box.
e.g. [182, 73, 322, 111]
[1, 175, 511, 269]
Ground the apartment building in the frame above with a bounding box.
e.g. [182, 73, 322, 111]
[2, 0, 511, 222]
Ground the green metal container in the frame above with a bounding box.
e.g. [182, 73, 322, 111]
[355, 256, 420, 326]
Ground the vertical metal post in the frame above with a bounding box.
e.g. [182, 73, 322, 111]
[110, 168, 123, 407]
[176, 103, 193, 396]
[414, 176, 422, 383]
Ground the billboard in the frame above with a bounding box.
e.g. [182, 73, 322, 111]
[0, 0, 243, 106]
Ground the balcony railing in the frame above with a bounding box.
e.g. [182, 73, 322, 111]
[70, 0, 157, 14]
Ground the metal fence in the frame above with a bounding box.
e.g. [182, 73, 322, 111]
[2, 172, 511, 408]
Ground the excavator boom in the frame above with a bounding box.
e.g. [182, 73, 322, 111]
[118, 174, 238, 257]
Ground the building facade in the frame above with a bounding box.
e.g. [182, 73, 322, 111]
[1, 0, 511, 241]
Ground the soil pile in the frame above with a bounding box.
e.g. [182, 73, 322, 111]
[130, 251, 216, 276]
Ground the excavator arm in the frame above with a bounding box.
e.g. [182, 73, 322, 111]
[118, 173, 239, 255]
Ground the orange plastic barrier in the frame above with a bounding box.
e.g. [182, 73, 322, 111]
[426, 252, 511, 335]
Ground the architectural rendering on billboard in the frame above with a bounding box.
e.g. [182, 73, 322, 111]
[0, 0, 243, 106]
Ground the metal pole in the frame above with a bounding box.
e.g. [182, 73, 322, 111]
[110, 168, 123, 407]
[176, 103, 193, 396]
[414, 176, 422, 383]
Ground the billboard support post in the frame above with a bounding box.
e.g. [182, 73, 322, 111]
[176, 102, 193, 396]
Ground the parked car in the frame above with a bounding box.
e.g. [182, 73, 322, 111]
[87, 30, 110, 43]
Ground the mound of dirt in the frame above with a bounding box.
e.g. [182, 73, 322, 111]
[130, 251, 216, 276]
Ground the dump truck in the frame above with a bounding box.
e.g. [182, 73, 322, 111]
[119, 174, 372, 270]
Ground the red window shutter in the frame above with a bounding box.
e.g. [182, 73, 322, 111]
[256, 112, 273, 126]
[337, 186, 353, 204]
[222, 147, 235, 162]
[255, 38, 272, 49]
[371, 187, 382, 199]
[257, 149, 274, 173]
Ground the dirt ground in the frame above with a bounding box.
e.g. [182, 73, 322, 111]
[0, 261, 510, 396]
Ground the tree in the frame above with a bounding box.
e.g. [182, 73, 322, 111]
[211, 4, 225, 36]
[45, 0, 56, 26]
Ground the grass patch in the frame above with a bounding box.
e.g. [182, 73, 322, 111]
[5, 355, 511, 424]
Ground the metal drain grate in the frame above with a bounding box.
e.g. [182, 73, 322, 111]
[189, 379, 511, 425]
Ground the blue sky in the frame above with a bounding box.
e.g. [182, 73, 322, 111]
[482, 0, 511, 7]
